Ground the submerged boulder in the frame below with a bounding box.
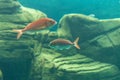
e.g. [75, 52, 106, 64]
[0, 0, 20, 14]
[57, 14, 120, 67]
[55, 13, 120, 80]
[0, 70, 3, 80]
[30, 48, 120, 80]
[0, 0, 47, 80]
[57, 14, 100, 39]
[29, 14, 120, 80]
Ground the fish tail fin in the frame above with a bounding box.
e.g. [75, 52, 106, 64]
[13, 29, 23, 39]
[73, 37, 80, 49]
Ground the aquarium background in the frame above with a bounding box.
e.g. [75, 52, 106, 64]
[0, 0, 120, 80]
[19, 0, 120, 21]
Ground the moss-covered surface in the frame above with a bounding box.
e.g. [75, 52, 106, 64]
[57, 14, 100, 39]
[0, 0, 47, 80]
[0, 0, 20, 14]
[57, 14, 120, 67]
[55, 13, 120, 80]
[0, 70, 3, 80]
[30, 48, 120, 80]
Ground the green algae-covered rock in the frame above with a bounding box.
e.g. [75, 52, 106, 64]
[0, 0, 20, 13]
[55, 13, 120, 80]
[57, 14, 100, 39]
[57, 14, 120, 41]
[0, 7, 46, 23]
[57, 13, 120, 66]
[0, 70, 3, 80]
[31, 48, 120, 80]
[0, 0, 47, 80]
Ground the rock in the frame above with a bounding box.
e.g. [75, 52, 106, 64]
[0, 70, 3, 80]
[57, 14, 100, 39]
[57, 13, 120, 66]
[0, 7, 46, 23]
[0, 0, 20, 14]
[55, 13, 120, 80]
[57, 14, 120, 41]
[31, 48, 120, 80]
[80, 18, 120, 67]
[0, 0, 47, 80]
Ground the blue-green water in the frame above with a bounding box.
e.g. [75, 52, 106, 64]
[19, 0, 120, 21]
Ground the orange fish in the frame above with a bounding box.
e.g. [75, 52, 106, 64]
[49, 37, 80, 50]
[13, 18, 57, 39]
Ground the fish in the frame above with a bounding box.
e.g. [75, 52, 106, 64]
[49, 37, 80, 50]
[13, 18, 57, 39]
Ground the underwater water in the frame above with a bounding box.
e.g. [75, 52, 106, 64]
[0, 0, 120, 80]
[19, 0, 120, 20]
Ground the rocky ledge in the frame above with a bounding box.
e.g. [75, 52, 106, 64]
[57, 14, 120, 67]
[30, 48, 120, 80]
[0, 0, 47, 80]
